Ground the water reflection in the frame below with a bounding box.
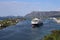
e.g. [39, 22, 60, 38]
[0, 20, 60, 40]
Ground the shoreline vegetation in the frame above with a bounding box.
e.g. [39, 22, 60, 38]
[0, 17, 26, 29]
[42, 30, 60, 40]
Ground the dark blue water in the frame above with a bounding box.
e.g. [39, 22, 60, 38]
[0, 20, 60, 40]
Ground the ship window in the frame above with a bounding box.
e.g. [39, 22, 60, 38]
[32, 20, 38, 22]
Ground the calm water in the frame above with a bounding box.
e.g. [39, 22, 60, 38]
[0, 20, 60, 40]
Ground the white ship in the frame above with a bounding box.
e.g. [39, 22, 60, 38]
[31, 18, 43, 27]
[50, 17, 60, 23]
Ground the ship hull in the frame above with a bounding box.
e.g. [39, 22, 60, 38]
[32, 23, 43, 28]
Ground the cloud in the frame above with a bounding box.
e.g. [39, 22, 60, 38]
[0, 2, 42, 16]
[0, 1, 60, 16]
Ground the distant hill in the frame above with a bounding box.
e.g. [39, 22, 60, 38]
[25, 11, 60, 19]
[0, 17, 6, 20]
[5, 16, 23, 19]
[0, 16, 24, 20]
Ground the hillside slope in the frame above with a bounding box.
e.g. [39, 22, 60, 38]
[25, 11, 60, 18]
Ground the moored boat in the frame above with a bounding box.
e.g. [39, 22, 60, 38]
[31, 18, 43, 28]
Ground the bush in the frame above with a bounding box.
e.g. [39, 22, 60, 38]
[42, 30, 60, 40]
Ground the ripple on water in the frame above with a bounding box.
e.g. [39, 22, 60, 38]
[0, 20, 60, 40]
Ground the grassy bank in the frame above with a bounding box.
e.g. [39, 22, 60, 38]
[0, 18, 25, 29]
[42, 30, 60, 40]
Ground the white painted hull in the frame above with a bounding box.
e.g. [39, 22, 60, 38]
[31, 18, 43, 28]
[51, 18, 60, 23]
[32, 23, 43, 28]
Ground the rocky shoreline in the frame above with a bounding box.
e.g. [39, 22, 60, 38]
[0, 18, 25, 29]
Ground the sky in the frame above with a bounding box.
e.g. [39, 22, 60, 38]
[0, 0, 60, 16]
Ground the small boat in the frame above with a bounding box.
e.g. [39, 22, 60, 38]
[31, 18, 43, 28]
